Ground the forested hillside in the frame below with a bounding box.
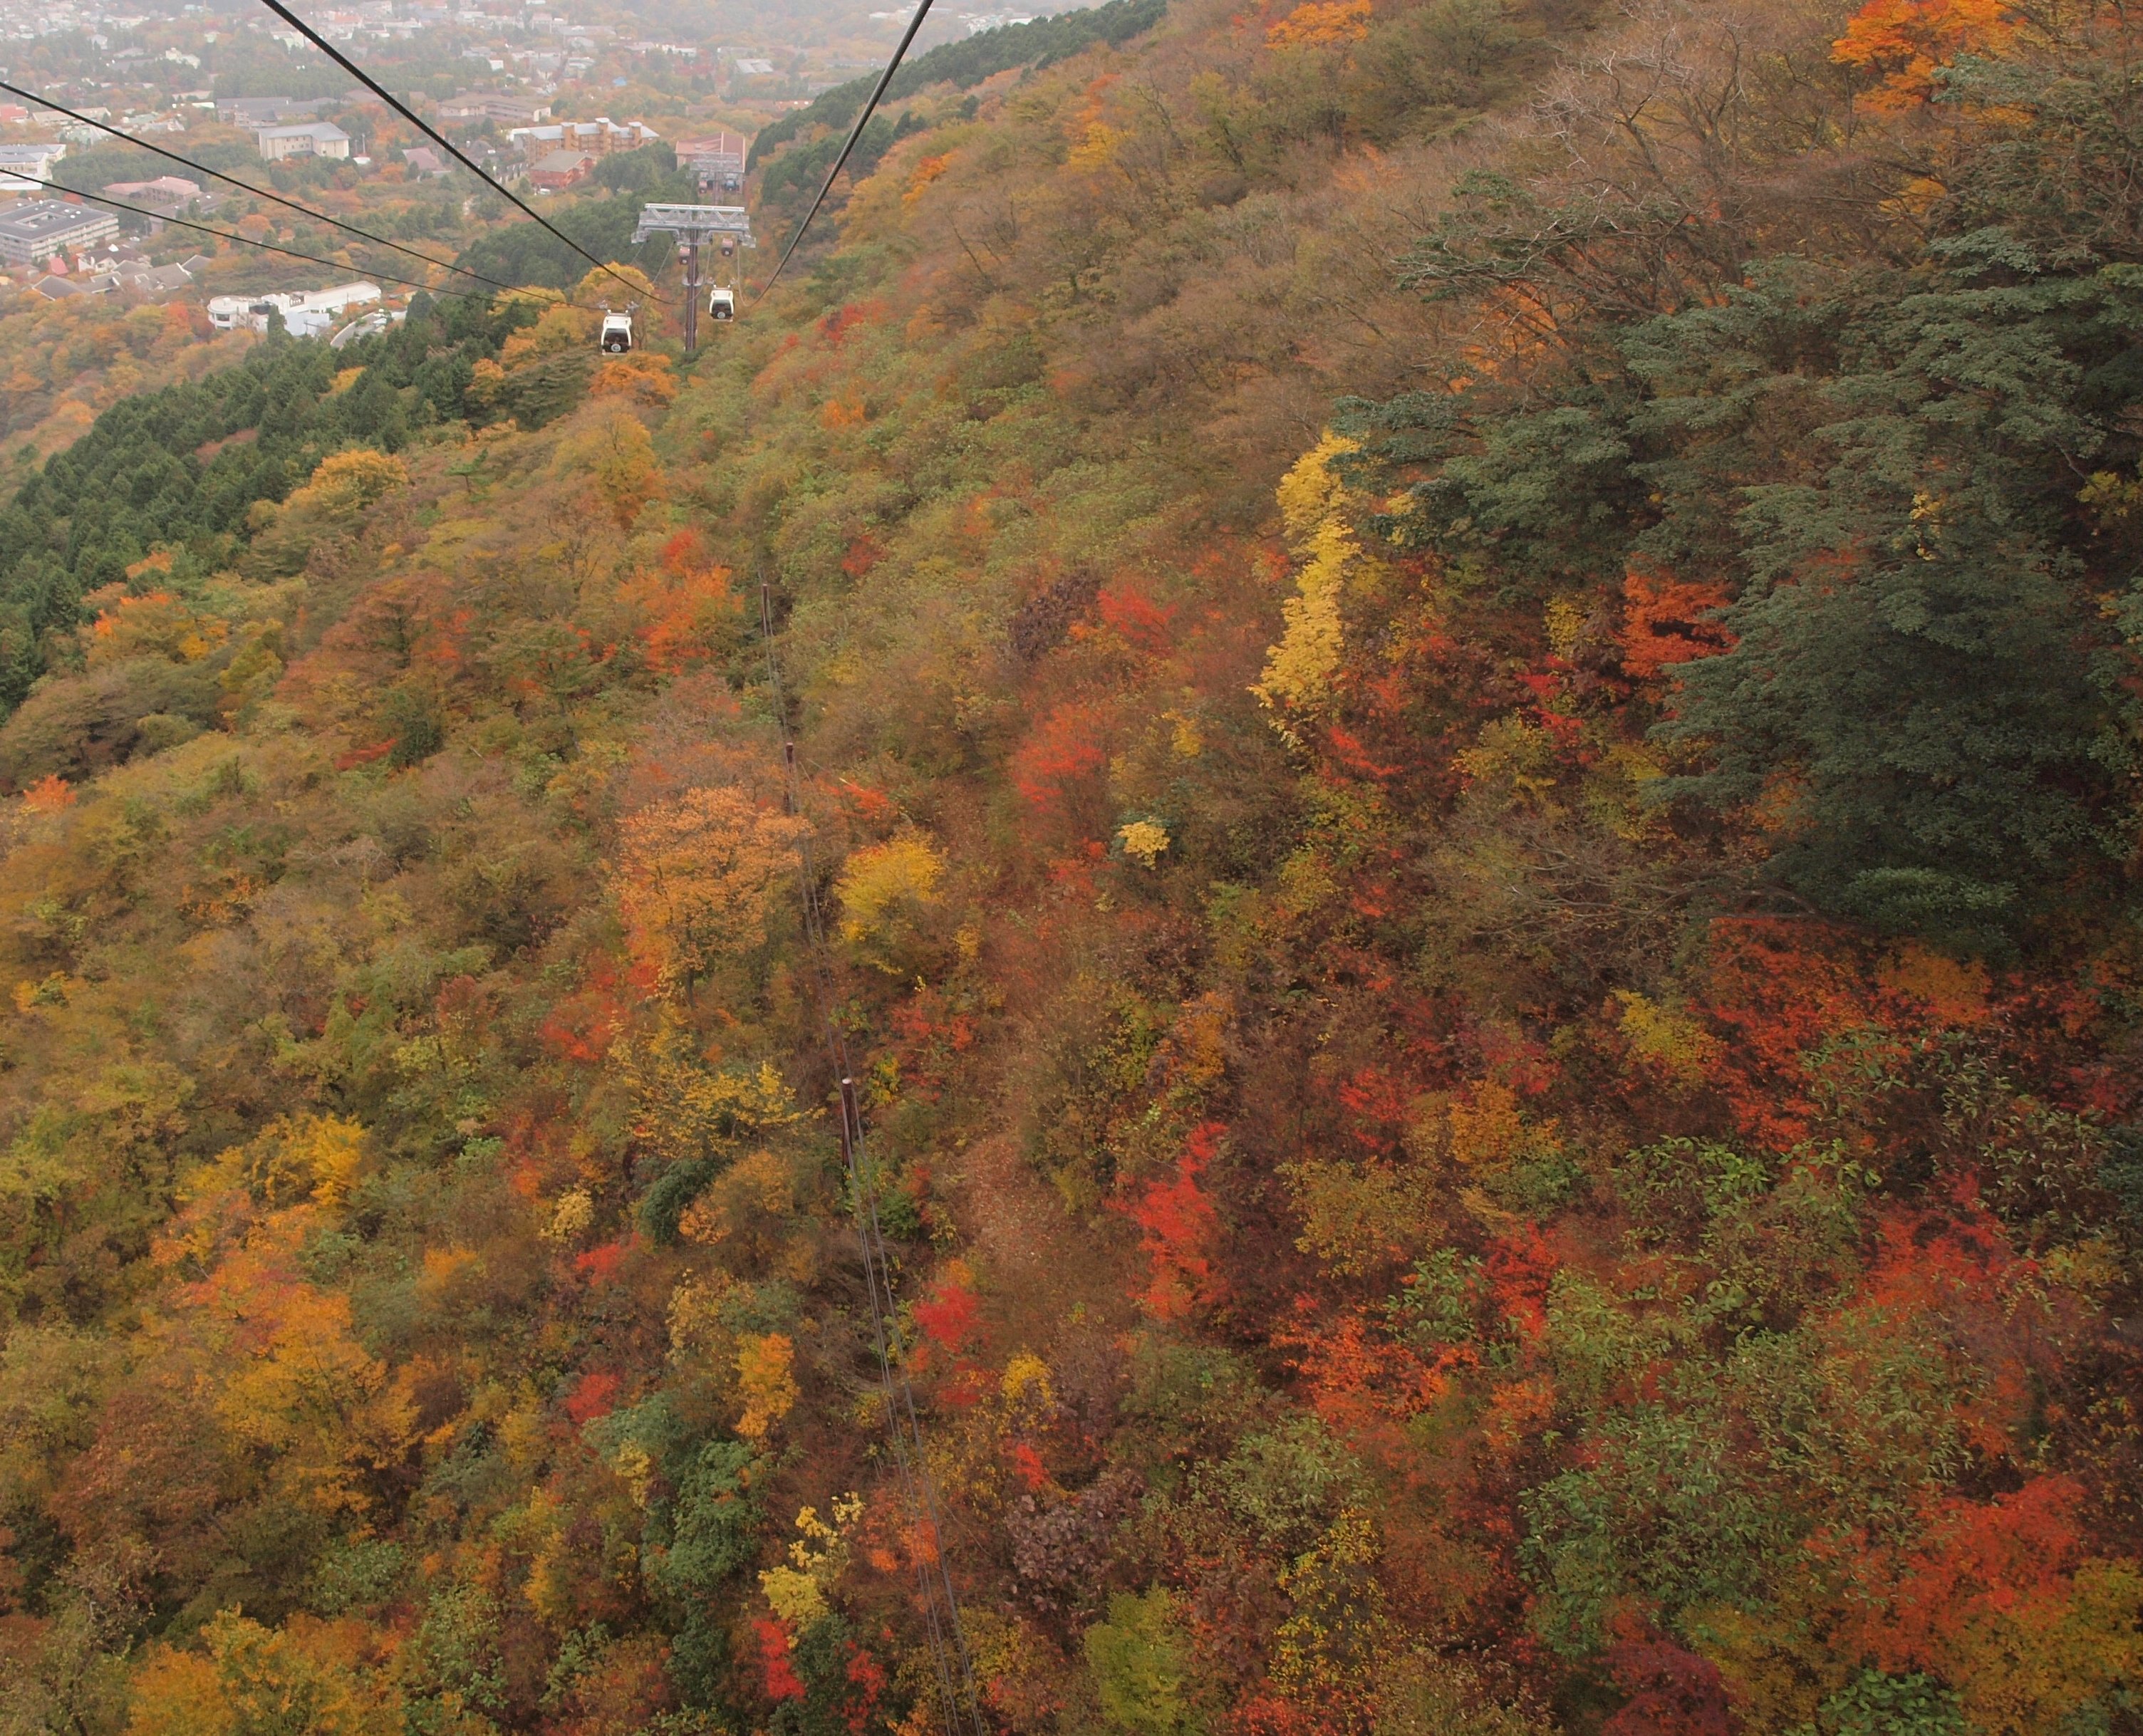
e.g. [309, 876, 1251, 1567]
[4, 1, 2143, 1734]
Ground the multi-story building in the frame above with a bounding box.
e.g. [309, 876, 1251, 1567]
[507, 117, 658, 160]
[437, 90, 551, 127]
[256, 122, 352, 162]
[0, 198, 118, 266]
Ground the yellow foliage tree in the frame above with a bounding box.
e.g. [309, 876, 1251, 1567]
[237, 1114, 370, 1207]
[573, 261, 658, 310]
[281, 449, 410, 525]
[1282, 1156, 1436, 1277]
[735, 1331, 799, 1440]
[835, 831, 946, 970]
[759, 1493, 863, 1626]
[1612, 992, 1722, 1091]
[556, 409, 665, 529]
[85, 591, 228, 669]
[1257, 432, 1383, 719]
[612, 786, 811, 997]
[615, 1017, 803, 1165]
[591, 350, 679, 405]
[1116, 819, 1171, 868]
[1271, 1509, 1387, 1704]
[127, 1611, 395, 1736]
[499, 298, 597, 365]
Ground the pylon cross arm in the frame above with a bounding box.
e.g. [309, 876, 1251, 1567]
[633, 202, 755, 245]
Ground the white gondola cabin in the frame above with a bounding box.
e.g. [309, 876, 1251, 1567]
[600, 310, 633, 353]
[709, 286, 735, 322]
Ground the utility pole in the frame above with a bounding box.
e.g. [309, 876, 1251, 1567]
[633, 203, 753, 354]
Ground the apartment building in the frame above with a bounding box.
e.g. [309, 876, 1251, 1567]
[506, 117, 658, 161]
[0, 199, 118, 266]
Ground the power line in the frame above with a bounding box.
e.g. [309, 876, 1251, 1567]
[754, 568, 987, 1736]
[757, 0, 938, 303]
[2, 170, 487, 299]
[253, 0, 663, 303]
[0, 78, 519, 295]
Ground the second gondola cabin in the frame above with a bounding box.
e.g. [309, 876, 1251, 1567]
[600, 311, 633, 353]
[709, 286, 735, 323]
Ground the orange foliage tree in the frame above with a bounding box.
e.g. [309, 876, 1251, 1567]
[1832, 0, 2020, 109]
[611, 786, 811, 998]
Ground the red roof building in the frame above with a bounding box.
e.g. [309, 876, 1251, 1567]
[528, 149, 597, 191]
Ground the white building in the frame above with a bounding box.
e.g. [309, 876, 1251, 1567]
[207, 281, 381, 334]
[256, 122, 352, 162]
[0, 142, 66, 193]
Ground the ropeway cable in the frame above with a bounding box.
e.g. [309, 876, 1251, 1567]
[253, 0, 666, 303]
[0, 78, 519, 294]
[755, 0, 938, 303]
[1, 169, 488, 298]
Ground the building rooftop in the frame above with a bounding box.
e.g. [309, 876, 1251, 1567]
[103, 176, 204, 202]
[256, 122, 352, 143]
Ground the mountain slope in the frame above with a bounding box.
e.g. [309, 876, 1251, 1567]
[4, 2, 2143, 1735]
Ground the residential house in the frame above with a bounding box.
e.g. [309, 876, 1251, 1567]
[206, 280, 380, 334]
[32, 256, 197, 302]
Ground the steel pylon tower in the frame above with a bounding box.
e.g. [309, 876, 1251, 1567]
[633, 204, 754, 353]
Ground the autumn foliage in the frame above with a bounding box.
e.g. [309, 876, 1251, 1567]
[4, 1, 2143, 1734]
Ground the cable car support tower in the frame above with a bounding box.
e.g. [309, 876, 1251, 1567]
[634, 204, 753, 353]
